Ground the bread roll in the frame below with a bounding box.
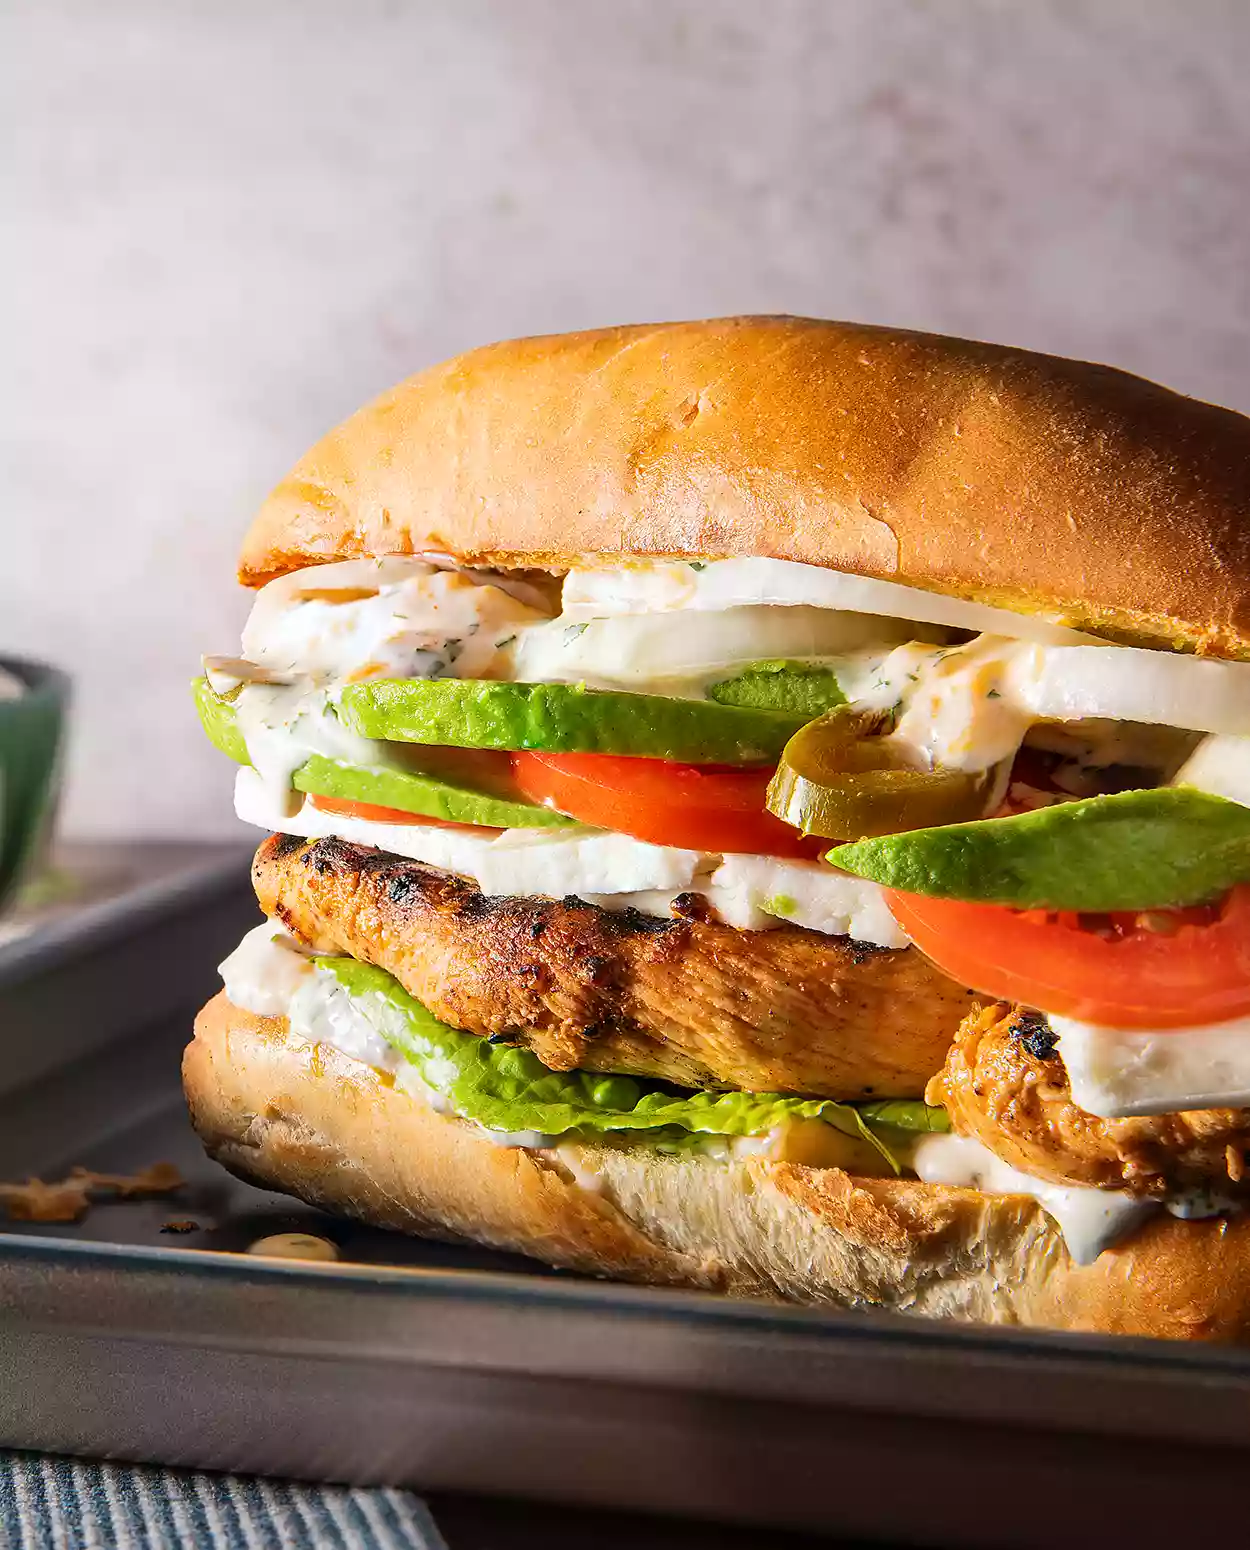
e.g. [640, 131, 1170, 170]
[239, 317, 1250, 656]
[186, 993, 1250, 1341]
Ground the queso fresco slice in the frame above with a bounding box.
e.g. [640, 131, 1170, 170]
[340, 679, 807, 763]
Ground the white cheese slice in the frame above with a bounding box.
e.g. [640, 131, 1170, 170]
[235, 769, 903, 941]
[704, 855, 908, 947]
[1051, 1013, 1250, 1118]
[235, 767, 703, 897]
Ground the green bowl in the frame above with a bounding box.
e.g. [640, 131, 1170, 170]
[0, 656, 70, 913]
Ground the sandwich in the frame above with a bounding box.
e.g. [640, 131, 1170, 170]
[185, 315, 1250, 1340]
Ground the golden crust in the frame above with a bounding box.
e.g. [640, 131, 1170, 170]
[239, 316, 1250, 656]
[252, 833, 973, 1100]
[186, 993, 1250, 1341]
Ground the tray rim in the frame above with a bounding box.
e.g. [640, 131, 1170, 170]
[0, 842, 254, 989]
[4, 1229, 1249, 1382]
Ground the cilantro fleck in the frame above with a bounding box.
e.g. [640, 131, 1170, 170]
[687, 561, 708, 572]
[564, 623, 590, 642]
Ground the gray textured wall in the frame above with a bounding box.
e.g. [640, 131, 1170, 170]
[5, 0, 1250, 837]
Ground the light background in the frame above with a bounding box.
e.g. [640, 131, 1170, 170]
[5, 0, 1250, 838]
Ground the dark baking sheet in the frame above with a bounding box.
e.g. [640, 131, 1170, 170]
[0, 846, 1248, 1546]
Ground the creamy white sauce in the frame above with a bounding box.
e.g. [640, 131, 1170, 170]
[841, 635, 1250, 774]
[235, 768, 905, 945]
[287, 972, 404, 1074]
[233, 682, 386, 818]
[218, 920, 316, 1015]
[217, 557, 1250, 818]
[912, 1132, 1156, 1265]
[242, 557, 547, 679]
[548, 1145, 605, 1193]
[232, 557, 548, 809]
[1052, 1012, 1250, 1118]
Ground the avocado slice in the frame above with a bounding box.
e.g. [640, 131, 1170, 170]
[340, 679, 807, 764]
[194, 675, 249, 762]
[191, 678, 574, 828]
[830, 787, 1250, 911]
[707, 659, 847, 717]
[292, 756, 575, 828]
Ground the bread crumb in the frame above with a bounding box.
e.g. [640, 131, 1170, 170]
[0, 1162, 184, 1223]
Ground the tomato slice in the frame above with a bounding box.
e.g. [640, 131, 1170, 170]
[308, 795, 497, 835]
[511, 752, 827, 858]
[887, 885, 1250, 1029]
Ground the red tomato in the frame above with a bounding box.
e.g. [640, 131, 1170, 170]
[511, 752, 826, 858]
[886, 885, 1250, 1029]
[308, 795, 497, 835]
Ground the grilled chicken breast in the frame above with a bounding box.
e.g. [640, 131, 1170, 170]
[930, 1003, 1250, 1199]
[253, 833, 975, 1100]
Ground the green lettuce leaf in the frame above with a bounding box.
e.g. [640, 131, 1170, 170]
[318, 957, 948, 1170]
[856, 1099, 951, 1134]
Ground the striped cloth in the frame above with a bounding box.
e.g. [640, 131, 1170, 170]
[0, 1452, 448, 1549]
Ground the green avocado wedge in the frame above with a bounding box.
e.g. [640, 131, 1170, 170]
[830, 786, 1250, 912]
[293, 756, 576, 828]
[316, 956, 948, 1162]
[191, 678, 574, 828]
[707, 659, 847, 718]
[340, 678, 807, 763]
[194, 676, 249, 763]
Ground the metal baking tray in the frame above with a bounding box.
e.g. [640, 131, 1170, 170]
[1, 846, 1248, 1546]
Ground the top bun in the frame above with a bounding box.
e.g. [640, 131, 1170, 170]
[239, 317, 1250, 656]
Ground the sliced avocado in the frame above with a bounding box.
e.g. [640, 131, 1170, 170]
[830, 787, 1250, 911]
[707, 659, 847, 717]
[293, 755, 574, 828]
[340, 679, 807, 764]
[191, 678, 573, 828]
[194, 676, 249, 763]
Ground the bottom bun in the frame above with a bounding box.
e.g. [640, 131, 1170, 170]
[186, 993, 1250, 1341]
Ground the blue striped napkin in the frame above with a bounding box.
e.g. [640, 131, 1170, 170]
[0, 1451, 448, 1549]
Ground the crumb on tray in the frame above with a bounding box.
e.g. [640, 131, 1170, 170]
[0, 1162, 185, 1223]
